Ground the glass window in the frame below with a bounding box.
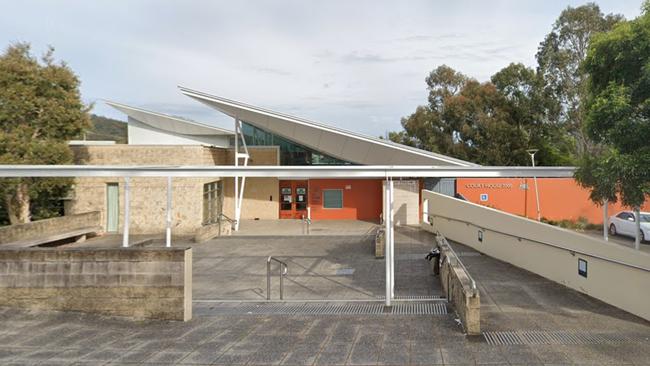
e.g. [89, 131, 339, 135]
[323, 189, 343, 209]
[241, 121, 354, 165]
[202, 181, 223, 225]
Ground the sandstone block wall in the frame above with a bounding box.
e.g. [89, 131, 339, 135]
[0, 247, 192, 321]
[436, 234, 481, 335]
[222, 146, 280, 220]
[67, 144, 280, 234]
[0, 212, 101, 245]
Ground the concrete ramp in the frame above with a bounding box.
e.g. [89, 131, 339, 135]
[421, 190, 650, 321]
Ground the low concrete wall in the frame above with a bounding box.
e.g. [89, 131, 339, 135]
[435, 234, 480, 335]
[0, 212, 101, 245]
[421, 190, 650, 321]
[0, 247, 192, 321]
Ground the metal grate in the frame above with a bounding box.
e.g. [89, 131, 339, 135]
[483, 331, 650, 345]
[200, 302, 447, 316]
[379, 295, 445, 300]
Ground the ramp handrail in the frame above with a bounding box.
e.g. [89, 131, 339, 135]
[301, 215, 311, 235]
[435, 232, 478, 296]
[428, 213, 650, 273]
[267, 256, 288, 300]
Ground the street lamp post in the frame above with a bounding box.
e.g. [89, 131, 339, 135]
[526, 149, 541, 221]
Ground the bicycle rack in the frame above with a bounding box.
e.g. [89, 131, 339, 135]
[267, 256, 289, 300]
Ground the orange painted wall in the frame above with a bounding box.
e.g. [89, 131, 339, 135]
[456, 178, 649, 224]
[308, 179, 382, 221]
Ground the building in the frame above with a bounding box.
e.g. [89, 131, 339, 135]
[65, 88, 475, 236]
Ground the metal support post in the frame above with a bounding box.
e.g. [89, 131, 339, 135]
[634, 207, 641, 250]
[603, 200, 608, 241]
[389, 179, 395, 300]
[233, 118, 249, 232]
[384, 178, 391, 307]
[166, 176, 172, 247]
[122, 177, 130, 248]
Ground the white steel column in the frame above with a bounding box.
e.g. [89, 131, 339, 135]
[384, 178, 391, 306]
[233, 118, 249, 232]
[603, 200, 608, 241]
[166, 176, 172, 247]
[122, 177, 130, 248]
[388, 179, 395, 300]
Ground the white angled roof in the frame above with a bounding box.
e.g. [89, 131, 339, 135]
[178, 86, 478, 166]
[105, 100, 234, 136]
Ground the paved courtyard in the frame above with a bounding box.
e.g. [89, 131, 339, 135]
[194, 225, 441, 300]
[1, 225, 649, 365]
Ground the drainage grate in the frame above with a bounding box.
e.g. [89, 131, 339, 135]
[483, 331, 650, 345]
[379, 295, 445, 300]
[200, 302, 447, 316]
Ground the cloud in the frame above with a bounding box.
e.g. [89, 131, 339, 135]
[0, 0, 643, 137]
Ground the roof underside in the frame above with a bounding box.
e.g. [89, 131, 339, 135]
[105, 100, 234, 136]
[178, 87, 478, 167]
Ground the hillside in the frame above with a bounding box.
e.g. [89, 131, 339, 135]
[84, 114, 128, 143]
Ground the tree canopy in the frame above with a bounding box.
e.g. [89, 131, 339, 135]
[390, 3, 622, 167]
[575, 5, 650, 208]
[0, 43, 90, 224]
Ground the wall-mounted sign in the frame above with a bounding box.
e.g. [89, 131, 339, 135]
[578, 259, 588, 278]
[480, 193, 489, 202]
[345, 185, 352, 190]
[465, 183, 513, 189]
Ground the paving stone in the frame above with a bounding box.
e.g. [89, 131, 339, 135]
[315, 342, 352, 365]
[143, 351, 191, 364]
[378, 341, 410, 365]
[280, 342, 324, 365]
[440, 345, 475, 364]
[409, 344, 444, 365]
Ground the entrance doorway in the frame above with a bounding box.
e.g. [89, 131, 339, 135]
[279, 180, 308, 219]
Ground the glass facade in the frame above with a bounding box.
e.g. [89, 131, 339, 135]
[240, 122, 353, 165]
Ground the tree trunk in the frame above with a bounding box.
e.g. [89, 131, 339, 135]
[6, 182, 31, 224]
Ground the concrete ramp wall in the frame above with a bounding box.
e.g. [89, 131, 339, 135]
[421, 190, 650, 321]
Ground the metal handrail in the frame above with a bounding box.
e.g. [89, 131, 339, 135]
[301, 215, 311, 235]
[429, 213, 650, 273]
[267, 256, 288, 300]
[435, 232, 477, 296]
[218, 213, 237, 231]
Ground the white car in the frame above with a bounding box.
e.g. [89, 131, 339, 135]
[608, 210, 650, 243]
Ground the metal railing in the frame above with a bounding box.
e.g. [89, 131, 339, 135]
[218, 213, 236, 229]
[267, 256, 288, 300]
[429, 213, 650, 273]
[435, 231, 478, 297]
[301, 215, 311, 235]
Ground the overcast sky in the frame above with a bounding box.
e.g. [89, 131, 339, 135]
[0, 0, 644, 137]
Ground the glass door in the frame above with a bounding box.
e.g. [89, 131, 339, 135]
[106, 183, 119, 232]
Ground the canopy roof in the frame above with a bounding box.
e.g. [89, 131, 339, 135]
[178, 86, 478, 167]
[105, 100, 234, 136]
